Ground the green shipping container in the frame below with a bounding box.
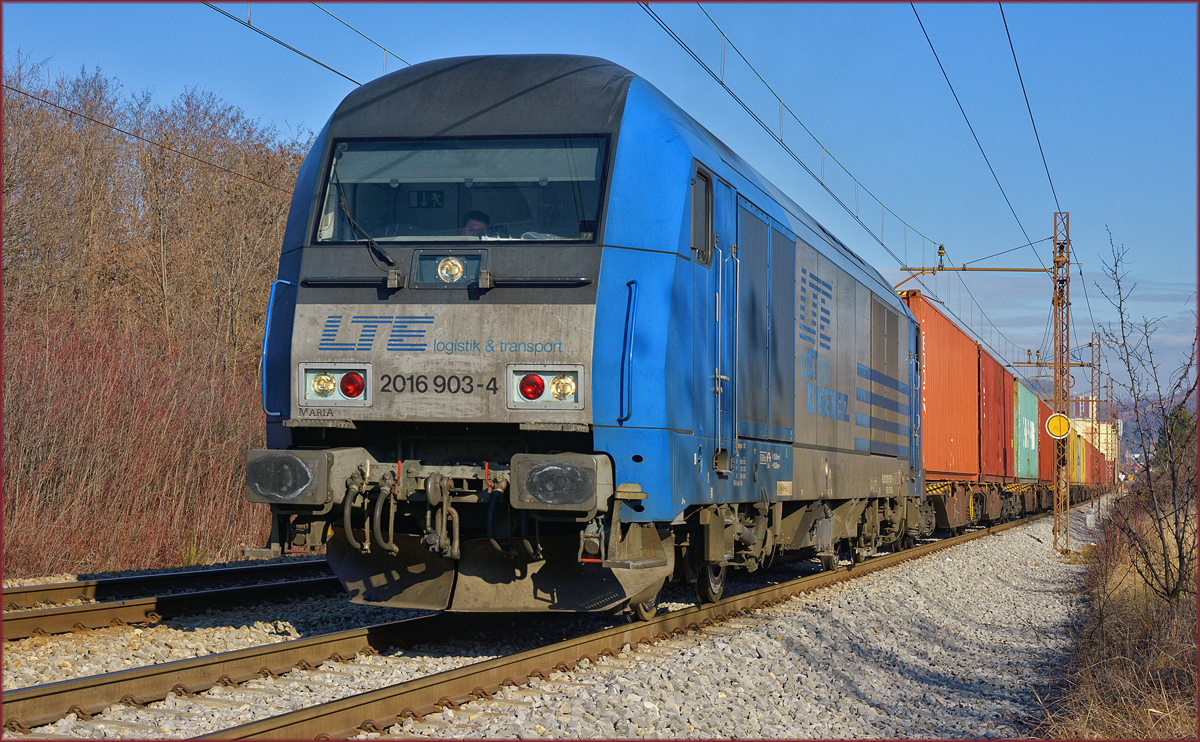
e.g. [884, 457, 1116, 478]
[1014, 381, 1039, 480]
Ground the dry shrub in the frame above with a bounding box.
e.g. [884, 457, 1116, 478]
[2, 310, 272, 576]
[2, 55, 308, 577]
[1034, 515, 1198, 738]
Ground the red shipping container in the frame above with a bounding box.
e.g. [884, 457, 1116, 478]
[1038, 398, 1054, 484]
[1003, 368, 1014, 478]
[978, 349, 1013, 481]
[1087, 440, 1103, 484]
[902, 291, 979, 479]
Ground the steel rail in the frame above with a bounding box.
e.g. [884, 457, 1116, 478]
[3, 560, 334, 611]
[209, 516, 1041, 739]
[2, 576, 344, 641]
[2, 515, 1040, 736]
[1, 613, 477, 731]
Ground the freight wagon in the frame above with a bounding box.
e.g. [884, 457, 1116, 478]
[900, 290, 1105, 528]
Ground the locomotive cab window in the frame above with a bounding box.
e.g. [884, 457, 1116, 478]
[315, 135, 609, 243]
[691, 166, 712, 265]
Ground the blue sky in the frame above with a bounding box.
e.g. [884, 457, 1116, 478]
[5, 2, 1196, 397]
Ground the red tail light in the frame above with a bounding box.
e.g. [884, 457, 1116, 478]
[340, 372, 365, 398]
[518, 373, 545, 400]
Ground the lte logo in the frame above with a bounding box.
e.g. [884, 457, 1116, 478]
[317, 315, 435, 352]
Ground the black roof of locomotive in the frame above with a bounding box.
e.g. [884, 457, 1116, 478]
[328, 55, 635, 139]
[320, 54, 908, 315]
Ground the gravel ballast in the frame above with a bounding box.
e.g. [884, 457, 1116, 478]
[3, 508, 1099, 738]
[1, 597, 418, 692]
[373, 510, 1095, 739]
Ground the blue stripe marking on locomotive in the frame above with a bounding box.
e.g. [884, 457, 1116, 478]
[855, 387, 909, 416]
[855, 414, 910, 437]
[317, 314, 436, 352]
[856, 411, 911, 442]
[386, 316, 434, 351]
[855, 438, 909, 457]
[800, 267, 833, 349]
[321, 316, 342, 335]
[350, 317, 396, 351]
[856, 363, 910, 397]
[318, 316, 355, 351]
[810, 273, 833, 296]
[873, 440, 909, 457]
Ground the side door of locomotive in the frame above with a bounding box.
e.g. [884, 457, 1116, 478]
[691, 165, 738, 483]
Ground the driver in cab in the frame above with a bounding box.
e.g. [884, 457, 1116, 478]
[461, 210, 490, 237]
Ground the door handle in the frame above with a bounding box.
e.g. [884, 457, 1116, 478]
[617, 280, 638, 424]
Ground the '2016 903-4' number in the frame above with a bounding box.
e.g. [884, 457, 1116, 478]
[379, 374, 499, 395]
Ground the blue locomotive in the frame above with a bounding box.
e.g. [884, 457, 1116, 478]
[245, 55, 934, 618]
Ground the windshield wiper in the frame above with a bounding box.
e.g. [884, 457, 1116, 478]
[331, 157, 397, 270]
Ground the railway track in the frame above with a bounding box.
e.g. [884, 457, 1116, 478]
[3, 516, 1039, 738]
[2, 561, 340, 641]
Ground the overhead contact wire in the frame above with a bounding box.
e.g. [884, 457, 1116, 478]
[997, 3, 1087, 368]
[1075, 260, 1100, 348]
[963, 236, 1051, 266]
[999, 2, 1060, 214]
[311, 3, 411, 68]
[638, 2, 928, 294]
[940, 243, 1024, 360]
[650, 3, 1046, 358]
[694, 2, 938, 250]
[203, 2, 360, 85]
[910, 3, 1047, 274]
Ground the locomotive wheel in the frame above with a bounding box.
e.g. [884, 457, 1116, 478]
[630, 588, 660, 621]
[694, 562, 726, 604]
[818, 553, 838, 572]
[759, 545, 777, 571]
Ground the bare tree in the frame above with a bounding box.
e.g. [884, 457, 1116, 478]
[3, 57, 309, 575]
[1097, 228, 1197, 606]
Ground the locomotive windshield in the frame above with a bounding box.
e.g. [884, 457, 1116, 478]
[315, 135, 609, 243]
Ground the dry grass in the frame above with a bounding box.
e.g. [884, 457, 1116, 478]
[1034, 517, 1198, 738]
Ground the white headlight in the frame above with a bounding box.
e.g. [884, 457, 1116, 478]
[438, 257, 465, 282]
[549, 374, 577, 401]
[312, 372, 337, 397]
